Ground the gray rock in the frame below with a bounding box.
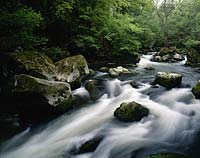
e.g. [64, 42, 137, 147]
[85, 79, 105, 100]
[192, 81, 200, 99]
[155, 72, 182, 89]
[55, 55, 89, 89]
[114, 101, 149, 122]
[14, 74, 74, 122]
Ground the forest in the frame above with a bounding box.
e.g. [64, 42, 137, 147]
[1, 0, 200, 158]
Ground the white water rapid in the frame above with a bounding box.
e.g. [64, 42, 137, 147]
[1, 53, 200, 158]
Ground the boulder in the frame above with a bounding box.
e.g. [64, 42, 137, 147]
[10, 51, 56, 79]
[130, 81, 141, 88]
[192, 81, 200, 99]
[55, 55, 89, 89]
[151, 47, 185, 63]
[108, 66, 132, 77]
[14, 74, 73, 122]
[114, 101, 149, 122]
[85, 79, 106, 100]
[88, 69, 96, 77]
[155, 72, 182, 89]
[174, 53, 185, 61]
[0, 51, 56, 95]
[77, 136, 103, 154]
[187, 49, 200, 66]
[99, 67, 109, 72]
[144, 152, 187, 158]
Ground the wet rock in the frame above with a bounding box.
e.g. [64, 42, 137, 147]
[99, 67, 109, 72]
[11, 51, 56, 79]
[151, 55, 162, 62]
[88, 69, 96, 77]
[130, 81, 141, 88]
[55, 55, 89, 89]
[144, 66, 155, 70]
[174, 53, 185, 61]
[0, 51, 56, 95]
[114, 101, 149, 122]
[85, 79, 105, 100]
[14, 74, 73, 122]
[155, 72, 182, 89]
[151, 47, 185, 63]
[192, 81, 200, 99]
[108, 66, 132, 77]
[77, 136, 103, 154]
[187, 49, 200, 67]
[144, 152, 187, 158]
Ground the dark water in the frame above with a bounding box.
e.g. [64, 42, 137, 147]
[1, 54, 200, 158]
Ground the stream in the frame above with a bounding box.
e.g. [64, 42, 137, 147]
[1, 53, 200, 158]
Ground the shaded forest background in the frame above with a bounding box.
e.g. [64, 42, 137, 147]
[1, 0, 200, 61]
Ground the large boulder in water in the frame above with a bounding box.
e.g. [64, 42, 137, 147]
[14, 74, 73, 122]
[85, 79, 106, 100]
[75, 136, 103, 154]
[155, 72, 182, 89]
[151, 47, 185, 63]
[55, 55, 89, 89]
[144, 152, 187, 158]
[114, 101, 149, 122]
[192, 81, 200, 99]
[0, 51, 56, 95]
[108, 66, 135, 77]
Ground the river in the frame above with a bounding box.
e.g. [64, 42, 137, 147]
[1, 53, 200, 158]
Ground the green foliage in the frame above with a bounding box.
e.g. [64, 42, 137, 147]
[0, 3, 45, 51]
[45, 47, 70, 61]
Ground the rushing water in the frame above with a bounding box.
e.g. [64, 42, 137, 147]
[1, 53, 200, 158]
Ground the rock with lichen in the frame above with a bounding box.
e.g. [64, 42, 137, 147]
[14, 74, 73, 122]
[55, 55, 89, 89]
[192, 81, 200, 99]
[85, 79, 106, 100]
[155, 72, 182, 89]
[114, 101, 149, 122]
[0, 51, 56, 95]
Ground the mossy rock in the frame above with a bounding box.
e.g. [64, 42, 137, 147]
[192, 81, 200, 99]
[187, 49, 200, 66]
[85, 79, 106, 100]
[0, 51, 56, 95]
[55, 55, 89, 89]
[14, 74, 73, 111]
[77, 136, 103, 154]
[144, 152, 187, 158]
[11, 51, 56, 79]
[155, 72, 182, 89]
[114, 101, 149, 122]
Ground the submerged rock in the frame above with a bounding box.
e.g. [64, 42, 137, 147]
[14, 74, 73, 122]
[85, 79, 105, 100]
[130, 81, 141, 88]
[114, 101, 149, 122]
[77, 136, 103, 154]
[144, 66, 155, 70]
[192, 81, 200, 99]
[55, 55, 89, 89]
[155, 72, 182, 89]
[144, 152, 187, 158]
